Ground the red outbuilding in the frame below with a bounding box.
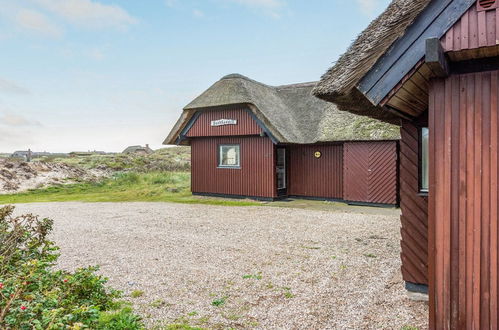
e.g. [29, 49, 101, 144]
[165, 74, 400, 206]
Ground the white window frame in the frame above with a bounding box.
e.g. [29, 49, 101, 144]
[218, 144, 241, 168]
[420, 127, 429, 193]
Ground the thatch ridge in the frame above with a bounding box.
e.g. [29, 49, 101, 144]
[164, 74, 400, 145]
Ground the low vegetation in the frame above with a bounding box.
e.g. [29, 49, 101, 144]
[0, 205, 143, 329]
[49, 147, 191, 173]
[0, 172, 259, 206]
[0, 147, 261, 207]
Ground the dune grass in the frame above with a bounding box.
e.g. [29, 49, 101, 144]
[0, 172, 259, 206]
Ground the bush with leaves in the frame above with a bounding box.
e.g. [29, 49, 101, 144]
[0, 205, 143, 329]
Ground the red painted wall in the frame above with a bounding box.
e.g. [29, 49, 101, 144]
[442, 4, 499, 52]
[343, 141, 398, 205]
[186, 108, 262, 137]
[287, 144, 343, 199]
[399, 121, 429, 286]
[429, 71, 499, 330]
[190, 137, 276, 198]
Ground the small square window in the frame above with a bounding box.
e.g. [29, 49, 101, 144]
[420, 127, 429, 193]
[219, 145, 240, 168]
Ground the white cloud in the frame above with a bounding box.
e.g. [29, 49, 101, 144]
[356, 0, 378, 16]
[193, 9, 205, 18]
[165, 0, 177, 7]
[0, 113, 41, 127]
[0, 127, 35, 151]
[15, 8, 62, 37]
[87, 48, 105, 61]
[31, 0, 137, 30]
[228, 0, 283, 9]
[0, 78, 30, 95]
[224, 0, 285, 17]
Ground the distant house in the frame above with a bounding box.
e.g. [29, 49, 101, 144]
[10, 150, 61, 160]
[122, 144, 153, 155]
[10, 151, 30, 160]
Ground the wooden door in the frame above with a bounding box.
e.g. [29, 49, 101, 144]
[343, 142, 398, 205]
[287, 145, 343, 199]
[429, 71, 499, 329]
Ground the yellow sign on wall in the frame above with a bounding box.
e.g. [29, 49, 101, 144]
[314, 151, 322, 159]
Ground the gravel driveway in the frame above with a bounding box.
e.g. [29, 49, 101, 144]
[12, 202, 428, 329]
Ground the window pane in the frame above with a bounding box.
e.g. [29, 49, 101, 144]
[219, 145, 240, 167]
[421, 127, 429, 191]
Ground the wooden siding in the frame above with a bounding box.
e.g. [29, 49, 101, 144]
[287, 145, 343, 199]
[343, 141, 398, 205]
[400, 121, 429, 286]
[442, 4, 499, 61]
[191, 137, 276, 198]
[429, 71, 499, 329]
[186, 108, 262, 137]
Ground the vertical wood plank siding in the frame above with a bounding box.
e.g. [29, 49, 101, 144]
[400, 121, 429, 286]
[343, 141, 399, 205]
[186, 108, 262, 137]
[429, 71, 499, 329]
[287, 145, 343, 199]
[190, 137, 276, 198]
[442, 5, 499, 52]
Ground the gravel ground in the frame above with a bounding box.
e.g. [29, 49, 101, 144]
[12, 202, 428, 329]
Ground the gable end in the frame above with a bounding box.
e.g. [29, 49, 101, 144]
[358, 0, 476, 106]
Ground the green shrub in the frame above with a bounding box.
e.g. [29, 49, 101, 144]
[97, 306, 143, 329]
[0, 205, 143, 329]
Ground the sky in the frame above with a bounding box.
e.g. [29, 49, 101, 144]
[0, 0, 391, 153]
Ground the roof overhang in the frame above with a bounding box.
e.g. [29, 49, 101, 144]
[314, 0, 479, 122]
[357, 0, 476, 119]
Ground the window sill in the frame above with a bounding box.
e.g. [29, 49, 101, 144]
[417, 191, 428, 197]
[217, 166, 241, 170]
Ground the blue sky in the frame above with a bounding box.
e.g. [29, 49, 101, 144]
[0, 0, 390, 152]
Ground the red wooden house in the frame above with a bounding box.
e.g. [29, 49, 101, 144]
[165, 74, 400, 205]
[314, 0, 499, 328]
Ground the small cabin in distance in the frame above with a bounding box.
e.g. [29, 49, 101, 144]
[123, 144, 154, 155]
[165, 74, 401, 206]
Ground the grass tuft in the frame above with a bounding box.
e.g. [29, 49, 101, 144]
[211, 297, 227, 307]
[130, 290, 144, 298]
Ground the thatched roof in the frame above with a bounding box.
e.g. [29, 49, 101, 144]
[123, 145, 153, 154]
[313, 0, 431, 122]
[164, 74, 400, 145]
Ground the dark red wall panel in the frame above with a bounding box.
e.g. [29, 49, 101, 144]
[343, 141, 398, 205]
[287, 144, 343, 199]
[428, 71, 499, 329]
[442, 5, 499, 52]
[186, 108, 262, 137]
[191, 137, 276, 198]
[399, 121, 429, 286]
